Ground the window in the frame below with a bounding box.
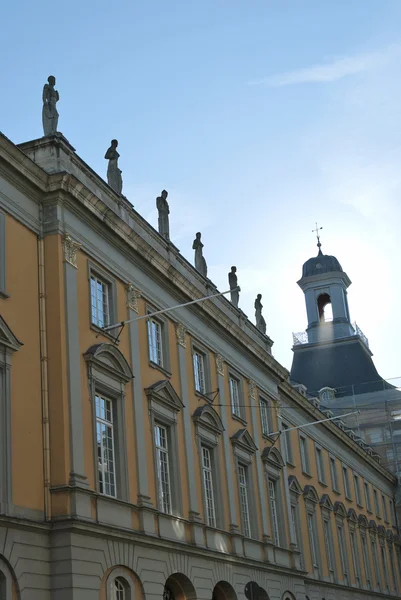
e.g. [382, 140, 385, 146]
[154, 424, 172, 514]
[371, 538, 381, 590]
[148, 317, 163, 366]
[307, 514, 319, 569]
[337, 525, 348, 584]
[238, 464, 251, 537]
[373, 489, 380, 517]
[342, 466, 351, 499]
[380, 546, 390, 593]
[350, 531, 360, 586]
[201, 446, 216, 527]
[299, 435, 309, 473]
[389, 499, 395, 525]
[315, 447, 325, 483]
[291, 504, 303, 569]
[230, 376, 241, 418]
[96, 395, 116, 497]
[389, 546, 398, 592]
[329, 457, 339, 491]
[193, 350, 206, 394]
[268, 480, 280, 546]
[353, 474, 362, 506]
[381, 494, 389, 522]
[281, 422, 293, 463]
[323, 520, 335, 575]
[361, 534, 372, 589]
[260, 398, 270, 436]
[114, 578, 126, 600]
[91, 274, 110, 328]
[364, 481, 372, 511]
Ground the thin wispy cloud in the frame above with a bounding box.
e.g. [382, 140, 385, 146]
[248, 47, 398, 87]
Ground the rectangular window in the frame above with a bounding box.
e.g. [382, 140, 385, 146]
[342, 466, 351, 499]
[91, 275, 110, 328]
[380, 546, 390, 593]
[337, 525, 348, 584]
[307, 513, 319, 569]
[373, 489, 380, 517]
[316, 447, 325, 483]
[364, 481, 372, 511]
[201, 447, 216, 528]
[148, 318, 163, 366]
[350, 531, 360, 586]
[268, 480, 280, 546]
[299, 435, 309, 473]
[281, 422, 293, 463]
[154, 424, 172, 514]
[361, 534, 372, 589]
[389, 499, 395, 525]
[323, 520, 334, 574]
[96, 395, 116, 497]
[230, 376, 241, 418]
[354, 474, 362, 506]
[193, 351, 206, 394]
[389, 546, 398, 592]
[238, 464, 251, 537]
[291, 505, 303, 569]
[371, 538, 381, 590]
[329, 456, 339, 491]
[382, 494, 389, 522]
[260, 398, 270, 436]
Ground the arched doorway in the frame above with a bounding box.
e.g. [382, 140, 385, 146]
[244, 582, 269, 600]
[164, 573, 196, 600]
[213, 581, 237, 600]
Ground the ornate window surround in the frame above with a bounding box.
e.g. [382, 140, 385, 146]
[0, 316, 23, 513]
[262, 446, 286, 548]
[231, 428, 258, 538]
[84, 343, 133, 502]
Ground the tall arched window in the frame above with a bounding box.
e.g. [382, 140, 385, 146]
[115, 578, 126, 600]
[317, 293, 332, 322]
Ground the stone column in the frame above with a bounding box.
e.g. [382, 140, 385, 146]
[62, 235, 88, 489]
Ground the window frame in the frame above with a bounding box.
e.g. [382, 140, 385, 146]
[238, 463, 252, 538]
[259, 396, 272, 438]
[380, 544, 390, 594]
[323, 518, 335, 580]
[349, 529, 361, 587]
[381, 494, 389, 523]
[228, 370, 246, 422]
[88, 262, 117, 335]
[307, 512, 320, 573]
[191, 341, 211, 400]
[329, 455, 339, 493]
[364, 481, 372, 512]
[268, 478, 280, 547]
[145, 303, 171, 375]
[201, 445, 217, 528]
[299, 433, 310, 475]
[315, 444, 326, 485]
[342, 465, 352, 500]
[281, 421, 294, 465]
[154, 422, 173, 514]
[106, 568, 134, 600]
[95, 394, 117, 498]
[370, 536, 381, 591]
[373, 488, 381, 518]
[353, 473, 362, 507]
[337, 523, 349, 585]
[360, 531, 372, 590]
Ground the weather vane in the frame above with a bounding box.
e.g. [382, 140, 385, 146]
[312, 222, 323, 253]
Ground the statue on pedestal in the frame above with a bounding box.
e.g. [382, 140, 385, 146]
[105, 140, 123, 195]
[254, 294, 266, 334]
[156, 190, 170, 240]
[228, 266, 240, 308]
[42, 75, 59, 136]
[192, 232, 207, 277]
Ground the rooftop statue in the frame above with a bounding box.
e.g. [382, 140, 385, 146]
[254, 293, 266, 334]
[42, 75, 59, 136]
[228, 266, 240, 308]
[192, 232, 207, 277]
[105, 140, 123, 195]
[156, 190, 170, 240]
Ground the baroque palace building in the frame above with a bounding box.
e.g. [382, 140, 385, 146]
[0, 128, 401, 600]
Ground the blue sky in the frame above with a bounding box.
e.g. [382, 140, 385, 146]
[2, 1, 401, 382]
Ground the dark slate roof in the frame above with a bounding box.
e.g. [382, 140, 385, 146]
[302, 250, 343, 278]
[290, 338, 393, 398]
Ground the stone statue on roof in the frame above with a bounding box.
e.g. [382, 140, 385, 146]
[254, 294, 266, 334]
[105, 140, 123, 195]
[192, 232, 207, 277]
[228, 266, 240, 308]
[156, 190, 170, 240]
[42, 75, 59, 136]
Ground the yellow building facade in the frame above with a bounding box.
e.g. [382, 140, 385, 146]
[0, 132, 400, 599]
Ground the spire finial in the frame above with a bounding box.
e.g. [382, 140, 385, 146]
[312, 222, 323, 255]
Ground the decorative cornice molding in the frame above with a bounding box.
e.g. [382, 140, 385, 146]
[62, 234, 81, 268]
[215, 353, 224, 377]
[175, 323, 186, 348]
[126, 283, 141, 313]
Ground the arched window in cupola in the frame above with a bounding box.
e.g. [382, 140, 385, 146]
[317, 293, 333, 322]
